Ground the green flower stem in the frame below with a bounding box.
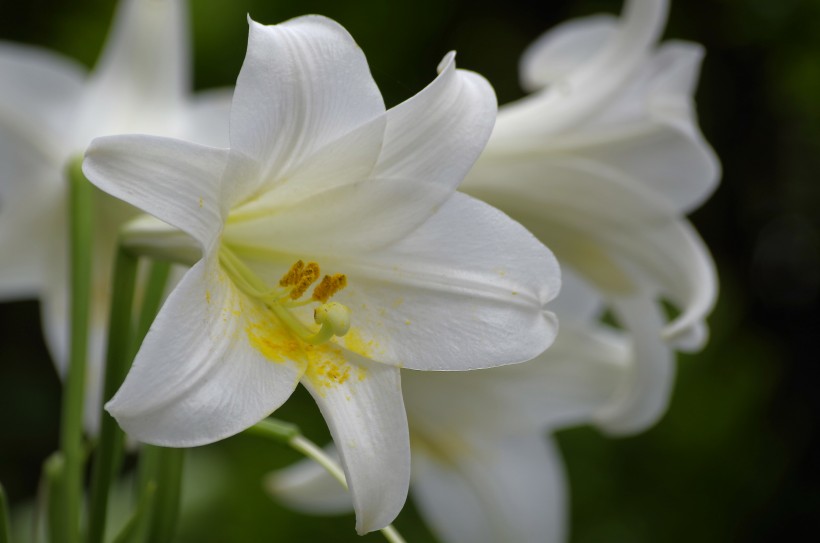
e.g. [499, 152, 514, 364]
[247, 419, 408, 543]
[86, 246, 139, 543]
[61, 157, 95, 543]
[110, 482, 155, 543]
[136, 446, 185, 543]
[45, 453, 69, 543]
[0, 481, 11, 543]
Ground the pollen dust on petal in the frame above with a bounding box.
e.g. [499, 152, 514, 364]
[303, 328, 374, 395]
[245, 308, 304, 365]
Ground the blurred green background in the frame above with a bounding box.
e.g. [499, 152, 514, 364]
[1, 0, 818, 541]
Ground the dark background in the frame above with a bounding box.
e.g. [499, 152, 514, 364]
[1, 0, 818, 541]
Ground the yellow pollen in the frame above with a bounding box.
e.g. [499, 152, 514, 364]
[312, 274, 347, 303]
[290, 262, 320, 300]
[279, 260, 305, 287]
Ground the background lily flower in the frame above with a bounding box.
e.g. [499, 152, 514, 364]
[82, 15, 561, 533]
[0, 0, 231, 434]
[462, 0, 720, 433]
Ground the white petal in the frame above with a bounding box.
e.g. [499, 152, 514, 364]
[229, 16, 385, 192]
[373, 52, 496, 191]
[594, 296, 675, 434]
[563, 42, 720, 213]
[106, 258, 305, 446]
[492, 0, 669, 139]
[83, 134, 229, 251]
[412, 434, 567, 543]
[0, 41, 85, 156]
[180, 88, 233, 148]
[520, 15, 617, 92]
[547, 268, 602, 324]
[301, 355, 409, 534]
[465, 156, 716, 345]
[326, 192, 560, 371]
[224, 176, 452, 256]
[402, 323, 627, 434]
[78, 0, 190, 138]
[0, 171, 61, 298]
[266, 447, 354, 514]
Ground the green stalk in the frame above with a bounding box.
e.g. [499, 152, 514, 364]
[246, 419, 408, 543]
[109, 483, 155, 543]
[86, 246, 139, 543]
[132, 446, 185, 543]
[45, 454, 69, 543]
[143, 448, 184, 543]
[0, 481, 11, 543]
[128, 261, 181, 543]
[61, 157, 95, 543]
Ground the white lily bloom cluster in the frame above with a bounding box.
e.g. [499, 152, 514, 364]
[0, 0, 719, 540]
[269, 0, 720, 541]
[82, 15, 561, 534]
[0, 0, 232, 434]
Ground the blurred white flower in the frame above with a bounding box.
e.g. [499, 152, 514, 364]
[83, 15, 561, 534]
[0, 0, 231, 433]
[464, 0, 719, 433]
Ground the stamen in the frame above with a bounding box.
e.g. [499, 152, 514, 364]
[222, 249, 353, 346]
[312, 274, 347, 303]
[290, 262, 320, 300]
[279, 260, 305, 287]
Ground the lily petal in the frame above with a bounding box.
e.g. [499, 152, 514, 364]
[106, 258, 306, 446]
[181, 88, 234, 148]
[412, 434, 567, 543]
[266, 447, 353, 514]
[558, 42, 720, 212]
[83, 134, 229, 251]
[373, 52, 496, 191]
[492, 0, 669, 139]
[224, 177, 451, 256]
[301, 354, 409, 534]
[329, 192, 560, 370]
[594, 295, 675, 434]
[79, 0, 190, 138]
[230, 16, 385, 197]
[464, 156, 716, 347]
[402, 323, 627, 434]
[520, 15, 617, 92]
[0, 41, 85, 155]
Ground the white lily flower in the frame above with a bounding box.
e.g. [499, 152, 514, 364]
[82, 15, 560, 533]
[463, 0, 720, 433]
[0, 0, 232, 433]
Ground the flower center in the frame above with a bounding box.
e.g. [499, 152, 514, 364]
[218, 246, 351, 345]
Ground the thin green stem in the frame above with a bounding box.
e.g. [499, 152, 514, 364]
[247, 419, 408, 543]
[109, 482, 155, 543]
[288, 436, 348, 489]
[86, 246, 139, 543]
[133, 447, 184, 543]
[61, 157, 94, 543]
[45, 454, 69, 543]
[0, 481, 11, 543]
